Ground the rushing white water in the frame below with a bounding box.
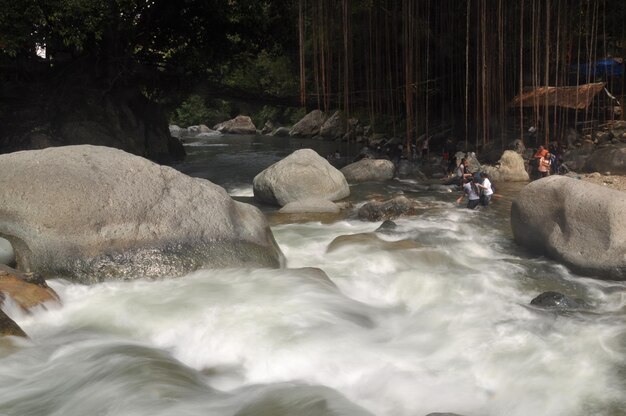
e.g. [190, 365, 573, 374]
[2, 137, 626, 416]
[2, 197, 626, 416]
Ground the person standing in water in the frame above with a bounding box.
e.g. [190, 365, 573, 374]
[456, 176, 481, 209]
[475, 172, 494, 206]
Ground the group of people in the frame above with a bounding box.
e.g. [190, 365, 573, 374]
[452, 156, 496, 209]
[456, 171, 495, 209]
[528, 144, 563, 179]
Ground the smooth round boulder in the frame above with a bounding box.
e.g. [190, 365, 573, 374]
[253, 149, 350, 206]
[511, 176, 626, 279]
[0, 145, 284, 283]
[481, 150, 529, 182]
[341, 159, 395, 183]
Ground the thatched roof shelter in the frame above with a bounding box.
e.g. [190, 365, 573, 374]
[509, 82, 606, 110]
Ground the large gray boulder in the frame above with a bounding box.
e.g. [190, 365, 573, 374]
[253, 149, 349, 206]
[583, 144, 626, 174]
[213, 115, 257, 135]
[511, 176, 626, 279]
[481, 150, 529, 182]
[341, 159, 395, 183]
[0, 146, 284, 284]
[289, 110, 327, 137]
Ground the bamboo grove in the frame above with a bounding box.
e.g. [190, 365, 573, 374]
[297, 0, 626, 151]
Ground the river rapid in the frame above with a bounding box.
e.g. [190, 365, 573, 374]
[1, 135, 625, 416]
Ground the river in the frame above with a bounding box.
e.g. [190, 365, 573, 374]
[1, 134, 625, 416]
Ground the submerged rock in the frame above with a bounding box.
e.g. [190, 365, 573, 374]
[0, 265, 59, 310]
[375, 220, 398, 232]
[0, 145, 284, 283]
[511, 176, 626, 279]
[425, 413, 466, 416]
[327, 232, 420, 252]
[530, 291, 584, 310]
[253, 149, 349, 206]
[358, 196, 420, 222]
[0, 309, 26, 338]
[279, 199, 341, 214]
[234, 384, 375, 416]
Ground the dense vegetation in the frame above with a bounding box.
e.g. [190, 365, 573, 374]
[0, 0, 624, 158]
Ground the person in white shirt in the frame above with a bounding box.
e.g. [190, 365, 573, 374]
[456, 176, 481, 209]
[475, 172, 494, 206]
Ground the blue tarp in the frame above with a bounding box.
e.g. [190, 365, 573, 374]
[570, 59, 624, 79]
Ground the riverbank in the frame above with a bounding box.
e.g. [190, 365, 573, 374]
[580, 173, 626, 192]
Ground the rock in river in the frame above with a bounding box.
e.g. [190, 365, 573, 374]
[0, 145, 284, 283]
[511, 176, 626, 279]
[253, 149, 350, 206]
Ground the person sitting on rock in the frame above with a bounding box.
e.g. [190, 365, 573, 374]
[456, 176, 481, 209]
[458, 157, 473, 181]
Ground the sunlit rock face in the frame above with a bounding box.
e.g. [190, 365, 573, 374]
[511, 175, 626, 279]
[481, 150, 529, 182]
[0, 145, 284, 283]
[253, 148, 349, 206]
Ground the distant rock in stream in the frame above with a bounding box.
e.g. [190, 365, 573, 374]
[340, 159, 395, 183]
[253, 148, 349, 206]
[213, 115, 257, 135]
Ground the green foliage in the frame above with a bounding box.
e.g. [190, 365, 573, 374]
[251, 105, 306, 128]
[286, 107, 306, 125]
[169, 95, 230, 128]
[223, 50, 298, 98]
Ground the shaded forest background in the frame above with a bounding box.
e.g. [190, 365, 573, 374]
[1, 0, 625, 161]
